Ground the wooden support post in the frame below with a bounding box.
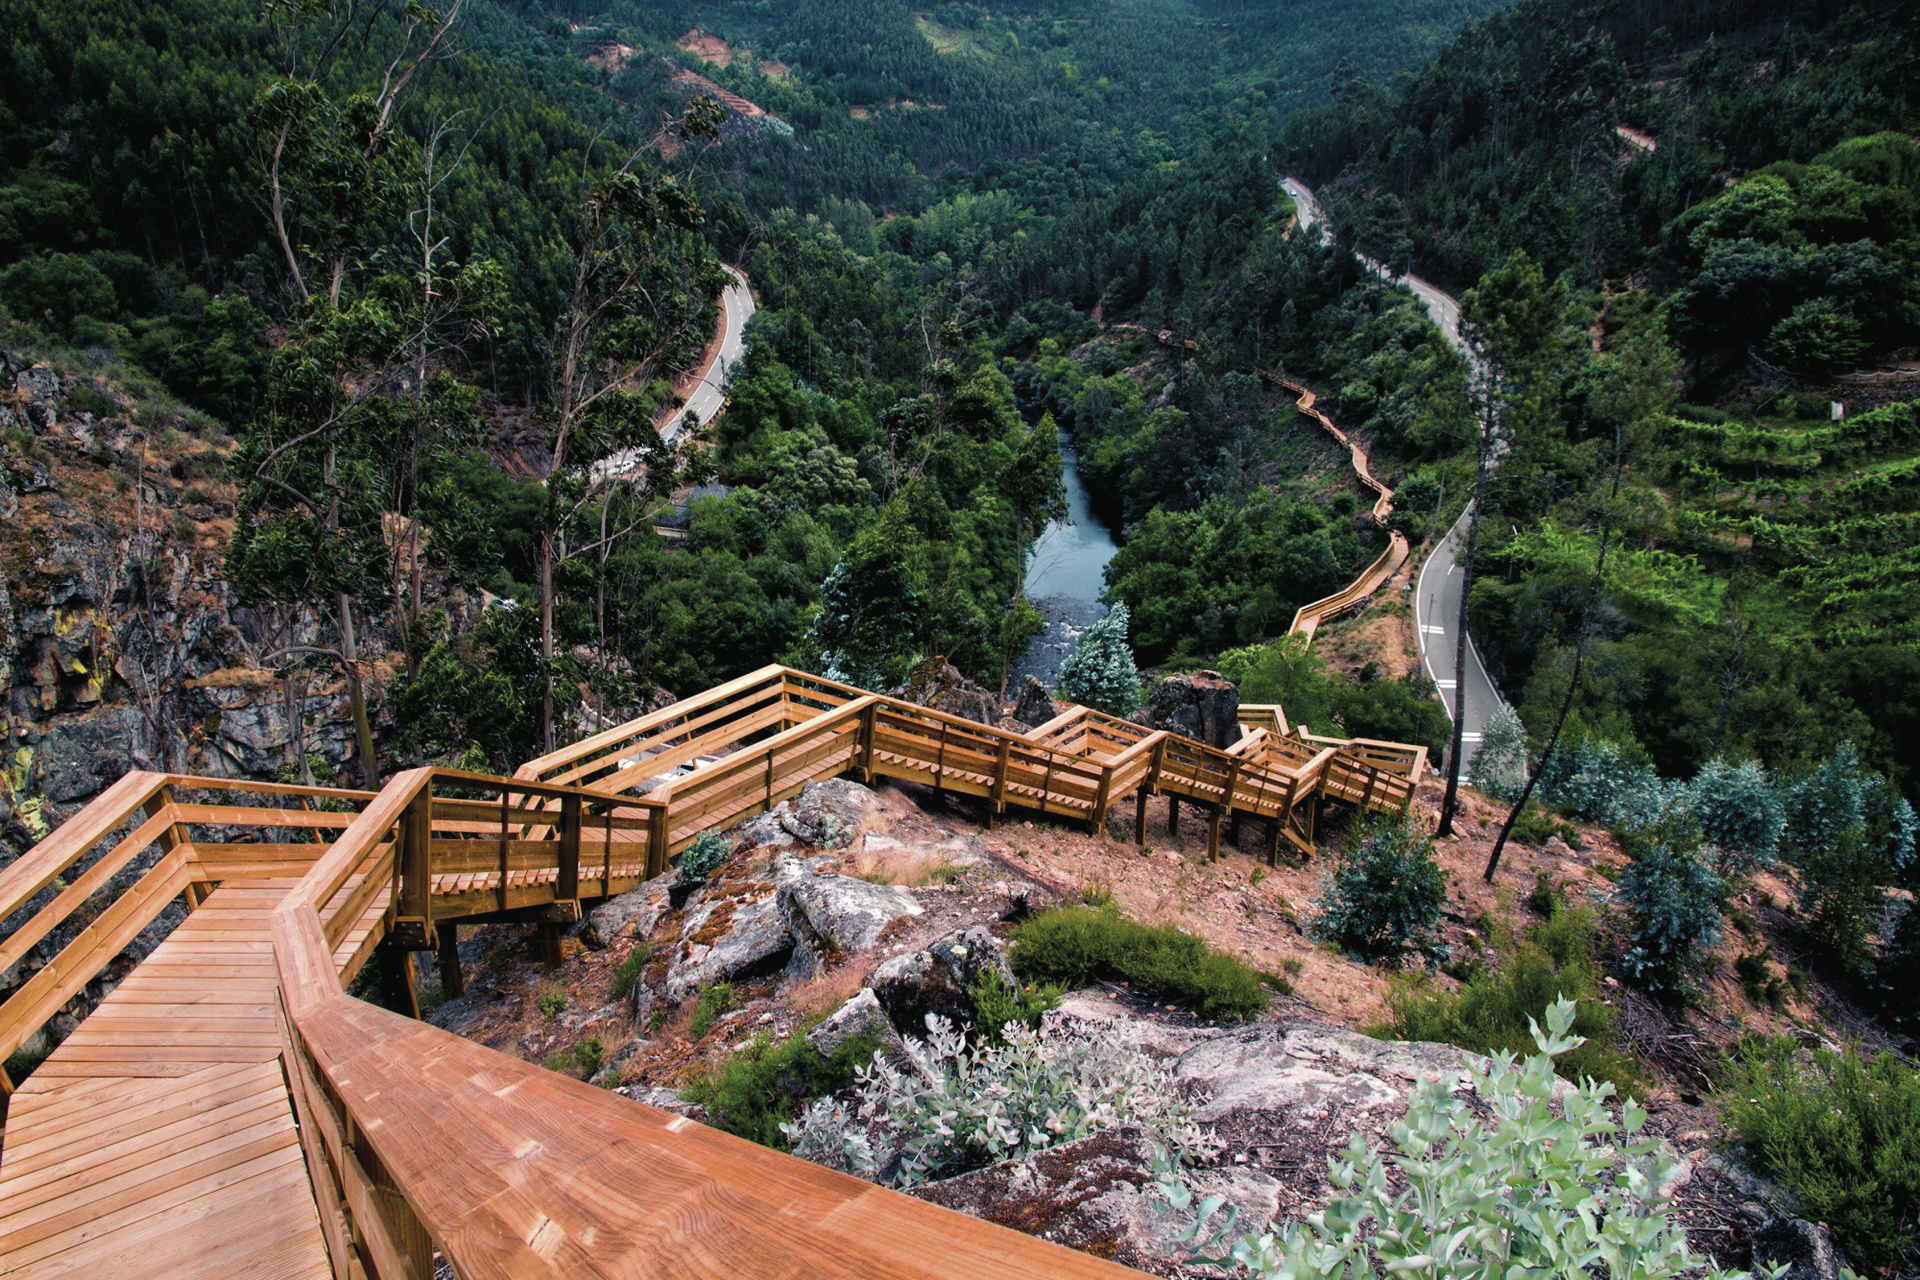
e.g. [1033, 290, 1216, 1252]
[538, 922, 564, 971]
[496, 791, 511, 914]
[1135, 787, 1149, 846]
[601, 803, 614, 896]
[375, 937, 421, 1020]
[858, 701, 878, 782]
[990, 739, 1012, 823]
[558, 791, 581, 904]
[1231, 812, 1243, 847]
[1092, 766, 1113, 838]
[399, 788, 432, 923]
[144, 786, 196, 908]
[1168, 796, 1180, 836]
[1206, 808, 1222, 863]
[1265, 818, 1281, 866]
[437, 924, 464, 1001]
[647, 805, 671, 880]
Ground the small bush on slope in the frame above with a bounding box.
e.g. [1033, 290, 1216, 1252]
[784, 1014, 1217, 1186]
[1718, 1037, 1920, 1269]
[685, 1028, 879, 1150]
[1009, 903, 1269, 1021]
[1314, 815, 1448, 968]
[1163, 997, 1775, 1280]
[1377, 905, 1642, 1092]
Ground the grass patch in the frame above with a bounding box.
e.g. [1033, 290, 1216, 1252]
[1009, 903, 1269, 1021]
[1509, 808, 1581, 850]
[537, 988, 567, 1018]
[1718, 1038, 1920, 1269]
[1375, 905, 1642, 1093]
[688, 981, 737, 1039]
[610, 945, 651, 1002]
[684, 1028, 880, 1149]
[543, 1036, 604, 1078]
[970, 969, 1063, 1045]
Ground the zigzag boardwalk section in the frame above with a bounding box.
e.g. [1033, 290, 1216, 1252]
[0, 670, 1429, 1276]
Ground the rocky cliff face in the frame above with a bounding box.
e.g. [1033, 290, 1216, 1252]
[0, 349, 375, 856]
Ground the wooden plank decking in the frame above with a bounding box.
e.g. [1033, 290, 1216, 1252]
[0, 879, 331, 1277]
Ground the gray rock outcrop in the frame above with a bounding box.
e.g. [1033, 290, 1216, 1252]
[1754, 1216, 1852, 1280]
[911, 1126, 1280, 1270]
[664, 889, 794, 1003]
[1011, 675, 1057, 729]
[583, 871, 676, 949]
[735, 778, 880, 850]
[779, 872, 922, 958]
[871, 925, 1016, 1035]
[805, 988, 905, 1058]
[1129, 670, 1241, 747]
[890, 657, 1001, 726]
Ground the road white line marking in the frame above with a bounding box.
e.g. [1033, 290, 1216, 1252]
[1434, 680, 1456, 688]
[1421, 625, 1447, 634]
[1460, 733, 1483, 741]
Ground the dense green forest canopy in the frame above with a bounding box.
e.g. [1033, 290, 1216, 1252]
[0, 0, 1915, 828]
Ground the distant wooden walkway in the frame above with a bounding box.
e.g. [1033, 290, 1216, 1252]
[0, 879, 330, 1276]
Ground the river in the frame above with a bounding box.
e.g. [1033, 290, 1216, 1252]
[1024, 431, 1120, 600]
[1009, 430, 1122, 690]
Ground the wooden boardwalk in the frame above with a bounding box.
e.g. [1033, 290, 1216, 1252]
[0, 674, 1429, 1276]
[0, 879, 331, 1277]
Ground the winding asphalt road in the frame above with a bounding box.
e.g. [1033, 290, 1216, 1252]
[600, 265, 754, 477]
[1282, 178, 1503, 764]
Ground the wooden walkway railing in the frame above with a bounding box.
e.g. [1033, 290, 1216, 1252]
[1267, 374, 1411, 641]
[0, 667, 1426, 1276]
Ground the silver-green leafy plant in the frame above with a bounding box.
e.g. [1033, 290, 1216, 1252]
[784, 1013, 1217, 1187]
[1157, 996, 1782, 1280]
[1467, 704, 1528, 802]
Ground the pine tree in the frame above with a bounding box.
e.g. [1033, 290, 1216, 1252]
[1056, 604, 1140, 716]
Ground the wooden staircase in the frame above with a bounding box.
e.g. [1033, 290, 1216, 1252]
[0, 668, 1425, 1277]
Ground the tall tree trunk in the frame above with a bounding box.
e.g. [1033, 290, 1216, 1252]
[540, 527, 556, 755]
[338, 592, 378, 787]
[1436, 448, 1487, 837]
[1482, 425, 1626, 882]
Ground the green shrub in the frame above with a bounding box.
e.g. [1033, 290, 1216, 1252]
[1314, 816, 1448, 968]
[688, 981, 737, 1039]
[1011, 903, 1269, 1021]
[537, 988, 567, 1017]
[609, 946, 651, 1002]
[1509, 809, 1580, 851]
[1734, 946, 1789, 1012]
[1167, 998, 1750, 1280]
[685, 1027, 879, 1149]
[1525, 871, 1563, 917]
[573, 1036, 604, 1078]
[1718, 1038, 1920, 1268]
[1617, 835, 1725, 996]
[1377, 906, 1641, 1092]
[1781, 742, 1917, 972]
[679, 830, 734, 884]
[970, 969, 1063, 1045]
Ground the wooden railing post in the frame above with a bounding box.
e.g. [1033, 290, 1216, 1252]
[858, 701, 878, 781]
[989, 739, 1011, 827]
[648, 804, 671, 879]
[393, 785, 434, 950]
[144, 783, 200, 910]
[558, 791, 582, 904]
